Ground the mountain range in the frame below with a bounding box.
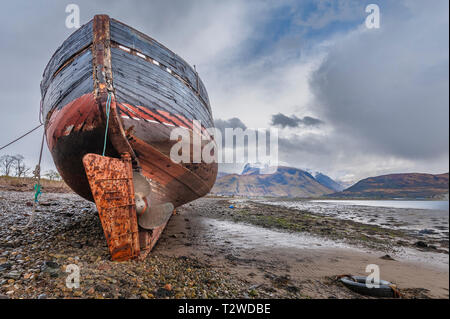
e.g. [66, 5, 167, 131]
[212, 165, 449, 199]
[211, 165, 338, 197]
[311, 172, 345, 192]
[331, 172, 449, 199]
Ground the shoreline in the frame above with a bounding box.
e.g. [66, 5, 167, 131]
[0, 191, 448, 299]
[162, 199, 448, 298]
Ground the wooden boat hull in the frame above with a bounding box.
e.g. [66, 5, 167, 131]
[41, 15, 217, 260]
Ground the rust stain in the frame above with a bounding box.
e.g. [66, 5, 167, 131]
[63, 124, 75, 136]
[45, 93, 101, 151]
[93, 14, 140, 169]
[83, 153, 140, 261]
[129, 134, 211, 198]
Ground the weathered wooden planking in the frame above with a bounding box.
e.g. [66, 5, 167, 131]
[42, 50, 93, 118]
[41, 21, 93, 99]
[109, 19, 210, 113]
[111, 47, 213, 127]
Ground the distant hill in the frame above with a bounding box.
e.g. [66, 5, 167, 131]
[331, 172, 449, 199]
[216, 171, 230, 179]
[211, 166, 334, 197]
[313, 172, 344, 192]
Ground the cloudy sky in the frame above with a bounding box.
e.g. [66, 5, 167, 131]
[0, 0, 448, 183]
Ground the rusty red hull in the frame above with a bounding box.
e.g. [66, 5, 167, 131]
[45, 92, 217, 205]
[40, 15, 217, 260]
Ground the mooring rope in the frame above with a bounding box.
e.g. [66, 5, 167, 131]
[0, 119, 45, 228]
[102, 92, 112, 156]
[24, 129, 45, 228]
[0, 123, 43, 152]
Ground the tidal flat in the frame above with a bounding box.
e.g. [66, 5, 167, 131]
[0, 191, 448, 299]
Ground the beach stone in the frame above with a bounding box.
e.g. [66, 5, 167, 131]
[155, 287, 174, 298]
[415, 241, 428, 248]
[164, 283, 173, 291]
[286, 285, 299, 293]
[419, 229, 436, 235]
[5, 270, 21, 280]
[41, 261, 60, 277]
[380, 254, 395, 261]
[0, 262, 12, 271]
[95, 284, 111, 293]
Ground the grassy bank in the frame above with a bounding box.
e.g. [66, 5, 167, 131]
[0, 175, 71, 193]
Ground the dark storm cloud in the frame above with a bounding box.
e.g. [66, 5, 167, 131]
[310, 1, 449, 160]
[213, 117, 249, 148]
[271, 113, 323, 128]
[214, 117, 247, 132]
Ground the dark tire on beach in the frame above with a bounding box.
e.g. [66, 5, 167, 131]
[339, 276, 396, 298]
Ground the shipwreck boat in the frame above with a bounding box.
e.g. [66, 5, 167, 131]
[40, 15, 217, 261]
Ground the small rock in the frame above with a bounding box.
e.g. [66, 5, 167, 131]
[37, 294, 47, 299]
[380, 254, 395, 261]
[41, 261, 60, 277]
[155, 287, 174, 298]
[415, 241, 428, 248]
[95, 284, 111, 292]
[286, 285, 299, 293]
[164, 283, 173, 291]
[418, 229, 436, 235]
[23, 273, 34, 280]
[42, 261, 59, 269]
[5, 271, 21, 280]
[0, 262, 12, 271]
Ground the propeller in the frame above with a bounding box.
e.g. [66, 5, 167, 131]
[132, 172, 174, 229]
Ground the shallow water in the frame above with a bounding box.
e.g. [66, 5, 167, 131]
[312, 200, 449, 211]
[203, 217, 358, 251]
[259, 199, 449, 242]
[203, 218, 449, 270]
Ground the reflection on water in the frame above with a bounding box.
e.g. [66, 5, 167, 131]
[312, 200, 449, 211]
[203, 217, 356, 250]
[203, 218, 449, 269]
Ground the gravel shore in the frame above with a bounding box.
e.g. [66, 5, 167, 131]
[0, 191, 255, 299]
[0, 191, 448, 299]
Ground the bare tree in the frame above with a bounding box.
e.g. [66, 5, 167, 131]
[15, 162, 31, 177]
[0, 155, 16, 176]
[12, 154, 29, 177]
[44, 169, 61, 181]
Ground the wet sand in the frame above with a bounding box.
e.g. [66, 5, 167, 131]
[159, 200, 449, 299]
